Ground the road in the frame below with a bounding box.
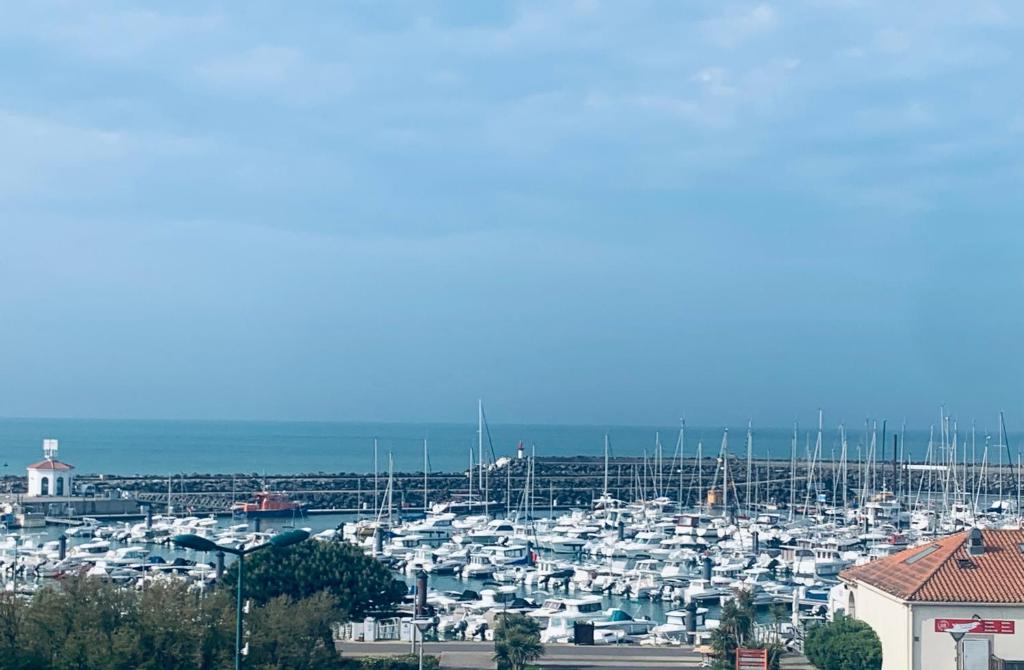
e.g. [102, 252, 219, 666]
[339, 641, 816, 669]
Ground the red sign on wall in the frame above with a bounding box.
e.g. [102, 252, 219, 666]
[736, 648, 768, 670]
[934, 618, 1016, 634]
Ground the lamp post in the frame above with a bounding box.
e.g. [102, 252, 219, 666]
[172, 528, 310, 670]
[945, 622, 977, 670]
[412, 618, 434, 670]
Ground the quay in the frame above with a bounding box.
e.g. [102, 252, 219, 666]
[337, 642, 817, 669]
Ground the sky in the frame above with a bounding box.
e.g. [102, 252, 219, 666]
[1, 1, 1023, 428]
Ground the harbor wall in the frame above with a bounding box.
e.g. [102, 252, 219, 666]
[2, 456, 1013, 516]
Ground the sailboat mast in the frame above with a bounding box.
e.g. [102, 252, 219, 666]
[999, 412, 1006, 505]
[603, 433, 610, 498]
[697, 439, 704, 512]
[721, 429, 729, 517]
[387, 452, 394, 526]
[655, 433, 662, 499]
[746, 420, 753, 514]
[423, 439, 429, 514]
[478, 399, 484, 502]
[373, 438, 379, 516]
[840, 423, 848, 509]
[678, 421, 686, 505]
[789, 422, 797, 521]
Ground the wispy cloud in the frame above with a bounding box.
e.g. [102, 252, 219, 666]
[196, 46, 354, 103]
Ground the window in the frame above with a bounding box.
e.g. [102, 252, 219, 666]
[904, 544, 941, 565]
[40, 476, 49, 496]
[55, 477, 64, 496]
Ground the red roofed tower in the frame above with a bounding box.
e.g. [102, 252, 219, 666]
[26, 439, 75, 497]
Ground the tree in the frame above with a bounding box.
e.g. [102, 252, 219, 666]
[0, 577, 235, 670]
[225, 540, 407, 621]
[246, 591, 338, 670]
[709, 588, 756, 667]
[804, 615, 882, 670]
[708, 590, 785, 670]
[493, 613, 544, 670]
[0, 576, 346, 670]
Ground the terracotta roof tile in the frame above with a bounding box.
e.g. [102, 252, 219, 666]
[841, 529, 1024, 603]
[27, 459, 74, 471]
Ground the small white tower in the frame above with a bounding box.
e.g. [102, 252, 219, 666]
[26, 439, 75, 497]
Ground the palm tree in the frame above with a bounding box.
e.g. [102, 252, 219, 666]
[710, 589, 756, 667]
[493, 613, 544, 670]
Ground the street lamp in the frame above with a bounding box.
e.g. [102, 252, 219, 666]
[412, 618, 434, 670]
[172, 528, 310, 670]
[945, 622, 978, 670]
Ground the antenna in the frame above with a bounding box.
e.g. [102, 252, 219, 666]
[43, 439, 59, 460]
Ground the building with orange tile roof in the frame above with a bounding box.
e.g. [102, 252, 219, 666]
[26, 438, 75, 497]
[839, 528, 1024, 670]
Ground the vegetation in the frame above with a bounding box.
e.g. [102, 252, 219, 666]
[356, 656, 439, 670]
[804, 615, 882, 670]
[0, 579, 234, 670]
[0, 539, 413, 670]
[224, 540, 408, 620]
[493, 613, 544, 670]
[708, 591, 785, 670]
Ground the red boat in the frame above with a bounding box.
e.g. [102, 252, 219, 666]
[230, 491, 307, 518]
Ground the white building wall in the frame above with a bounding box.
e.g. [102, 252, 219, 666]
[914, 603, 1024, 670]
[851, 581, 1024, 670]
[851, 583, 913, 670]
[26, 470, 73, 497]
[27, 469, 45, 497]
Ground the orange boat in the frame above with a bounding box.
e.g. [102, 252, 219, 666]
[230, 491, 307, 518]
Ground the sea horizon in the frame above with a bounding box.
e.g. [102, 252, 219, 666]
[1, 415, 1017, 477]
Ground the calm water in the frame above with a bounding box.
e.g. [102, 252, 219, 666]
[0, 417, 1016, 475]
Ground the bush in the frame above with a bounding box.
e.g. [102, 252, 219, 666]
[356, 656, 439, 670]
[804, 615, 882, 670]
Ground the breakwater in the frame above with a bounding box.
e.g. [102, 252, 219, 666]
[4, 455, 1016, 515]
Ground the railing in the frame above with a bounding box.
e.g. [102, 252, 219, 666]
[332, 618, 405, 642]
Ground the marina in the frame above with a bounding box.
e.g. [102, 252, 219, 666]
[3, 409, 1023, 658]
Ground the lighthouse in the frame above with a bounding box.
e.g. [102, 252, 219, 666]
[26, 439, 75, 497]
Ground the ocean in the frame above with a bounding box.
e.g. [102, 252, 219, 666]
[0, 417, 1015, 476]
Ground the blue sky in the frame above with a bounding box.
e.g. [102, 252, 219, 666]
[1, 1, 1022, 427]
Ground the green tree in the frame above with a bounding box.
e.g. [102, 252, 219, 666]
[709, 588, 756, 667]
[707, 590, 786, 670]
[493, 613, 544, 670]
[133, 582, 235, 669]
[0, 576, 346, 670]
[804, 615, 882, 670]
[246, 591, 338, 670]
[225, 540, 407, 621]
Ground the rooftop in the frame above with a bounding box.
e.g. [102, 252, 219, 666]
[27, 459, 74, 471]
[841, 528, 1024, 603]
